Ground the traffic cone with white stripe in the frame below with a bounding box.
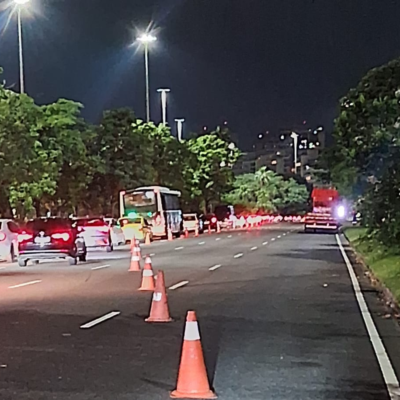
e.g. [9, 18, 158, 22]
[216, 222, 221, 234]
[134, 238, 142, 258]
[145, 231, 151, 245]
[184, 228, 189, 238]
[145, 270, 172, 322]
[168, 228, 173, 241]
[194, 225, 199, 237]
[171, 311, 216, 399]
[138, 255, 155, 291]
[129, 242, 141, 272]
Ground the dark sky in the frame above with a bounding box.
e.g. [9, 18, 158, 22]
[0, 0, 400, 149]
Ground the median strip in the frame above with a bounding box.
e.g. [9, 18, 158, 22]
[8, 280, 42, 289]
[80, 311, 121, 329]
[209, 264, 222, 271]
[169, 280, 189, 290]
[91, 264, 110, 270]
[234, 253, 243, 259]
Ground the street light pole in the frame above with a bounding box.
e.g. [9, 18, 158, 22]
[291, 132, 299, 174]
[14, 0, 30, 94]
[157, 88, 170, 126]
[137, 33, 157, 122]
[175, 118, 185, 141]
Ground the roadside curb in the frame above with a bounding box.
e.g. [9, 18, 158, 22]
[342, 230, 400, 318]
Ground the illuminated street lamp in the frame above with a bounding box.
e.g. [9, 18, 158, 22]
[157, 88, 170, 126]
[291, 132, 299, 174]
[14, 0, 30, 94]
[137, 33, 157, 122]
[175, 118, 185, 141]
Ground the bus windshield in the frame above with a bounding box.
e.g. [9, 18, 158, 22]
[123, 191, 157, 215]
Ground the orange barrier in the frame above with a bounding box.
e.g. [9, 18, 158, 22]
[145, 270, 172, 323]
[138, 256, 155, 291]
[171, 311, 216, 399]
[194, 226, 199, 237]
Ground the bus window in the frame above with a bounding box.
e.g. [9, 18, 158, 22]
[162, 193, 180, 210]
[124, 191, 156, 214]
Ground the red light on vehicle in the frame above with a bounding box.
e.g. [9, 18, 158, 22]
[18, 233, 33, 243]
[51, 232, 70, 241]
[211, 217, 217, 223]
[0, 232, 6, 242]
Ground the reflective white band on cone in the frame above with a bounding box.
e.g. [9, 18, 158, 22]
[134, 247, 141, 252]
[153, 292, 162, 301]
[184, 321, 200, 341]
[143, 269, 154, 277]
[145, 258, 152, 264]
[131, 256, 140, 261]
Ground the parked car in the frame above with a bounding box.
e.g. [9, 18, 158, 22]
[18, 217, 87, 266]
[119, 217, 153, 243]
[104, 218, 126, 246]
[214, 205, 237, 229]
[73, 217, 113, 252]
[183, 213, 203, 233]
[0, 219, 20, 262]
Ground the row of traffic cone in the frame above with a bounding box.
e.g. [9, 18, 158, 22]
[128, 238, 216, 398]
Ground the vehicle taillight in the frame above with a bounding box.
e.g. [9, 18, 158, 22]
[0, 232, 6, 242]
[51, 232, 70, 241]
[18, 233, 32, 243]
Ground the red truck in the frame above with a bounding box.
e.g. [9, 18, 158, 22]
[304, 188, 343, 233]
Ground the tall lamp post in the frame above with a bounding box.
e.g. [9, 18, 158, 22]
[157, 88, 170, 126]
[14, 0, 29, 94]
[291, 132, 299, 174]
[137, 33, 157, 122]
[175, 118, 185, 141]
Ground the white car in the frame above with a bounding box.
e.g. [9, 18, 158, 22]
[183, 214, 200, 232]
[0, 219, 20, 262]
[104, 218, 126, 246]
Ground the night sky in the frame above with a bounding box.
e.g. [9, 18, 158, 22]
[0, 0, 399, 149]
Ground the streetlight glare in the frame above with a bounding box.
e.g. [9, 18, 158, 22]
[137, 33, 157, 43]
[14, 0, 30, 5]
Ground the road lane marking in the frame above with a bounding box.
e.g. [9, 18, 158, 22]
[209, 264, 222, 271]
[175, 246, 184, 251]
[271, 238, 276, 241]
[198, 242, 205, 245]
[215, 238, 221, 241]
[150, 253, 155, 256]
[228, 235, 232, 238]
[283, 233, 286, 236]
[80, 311, 121, 329]
[278, 235, 281, 238]
[250, 246, 258, 251]
[8, 280, 42, 289]
[336, 234, 400, 396]
[91, 264, 110, 270]
[234, 253, 243, 259]
[0, 266, 6, 270]
[263, 241, 268, 246]
[169, 280, 189, 290]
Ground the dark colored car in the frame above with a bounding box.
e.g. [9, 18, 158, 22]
[18, 217, 87, 266]
[201, 214, 218, 231]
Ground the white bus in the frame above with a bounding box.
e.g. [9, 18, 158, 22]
[119, 186, 183, 238]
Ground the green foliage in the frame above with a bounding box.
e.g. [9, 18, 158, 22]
[223, 167, 309, 213]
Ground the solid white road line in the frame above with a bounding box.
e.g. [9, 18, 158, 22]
[251, 246, 258, 251]
[262, 241, 268, 246]
[336, 234, 400, 397]
[169, 280, 189, 290]
[8, 280, 42, 289]
[91, 264, 110, 270]
[234, 253, 243, 259]
[175, 246, 184, 250]
[198, 242, 205, 245]
[80, 311, 121, 329]
[209, 264, 222, 271]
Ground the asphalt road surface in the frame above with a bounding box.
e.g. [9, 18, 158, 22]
[0, 224, 399, 399]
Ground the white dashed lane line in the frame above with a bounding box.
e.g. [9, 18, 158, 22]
[271, 238, 276, 241]
[169, 281, 189, 290]
[175, 246, 184, 251]
[263, 241, 268, 246]
[80, 311, 121, 329]
[251, 246, 258, 251]
[215, 238, 221, 241]
[91, 264, 110, 270]
[209, 264, 222, 271]
[8, 280, 42, 289]
[234, 253, 243, 259]
[198, 242, 205, 245]
[277, 235, 281, 238]
[228, 235, 232, 238]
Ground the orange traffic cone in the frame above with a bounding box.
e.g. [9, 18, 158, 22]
[171, 311, 216, 399]
[194, 226, 199, 237]
[184, 228, 189, 238]
[216, 222, 221, 234]
[138, 255, 155, 291]
[168, 228, 173, 241]
[129, 250, 141, 272]
[145, 270, 172, 323]
[145, 231, 151, 245]
[208, 225, 211, 235]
